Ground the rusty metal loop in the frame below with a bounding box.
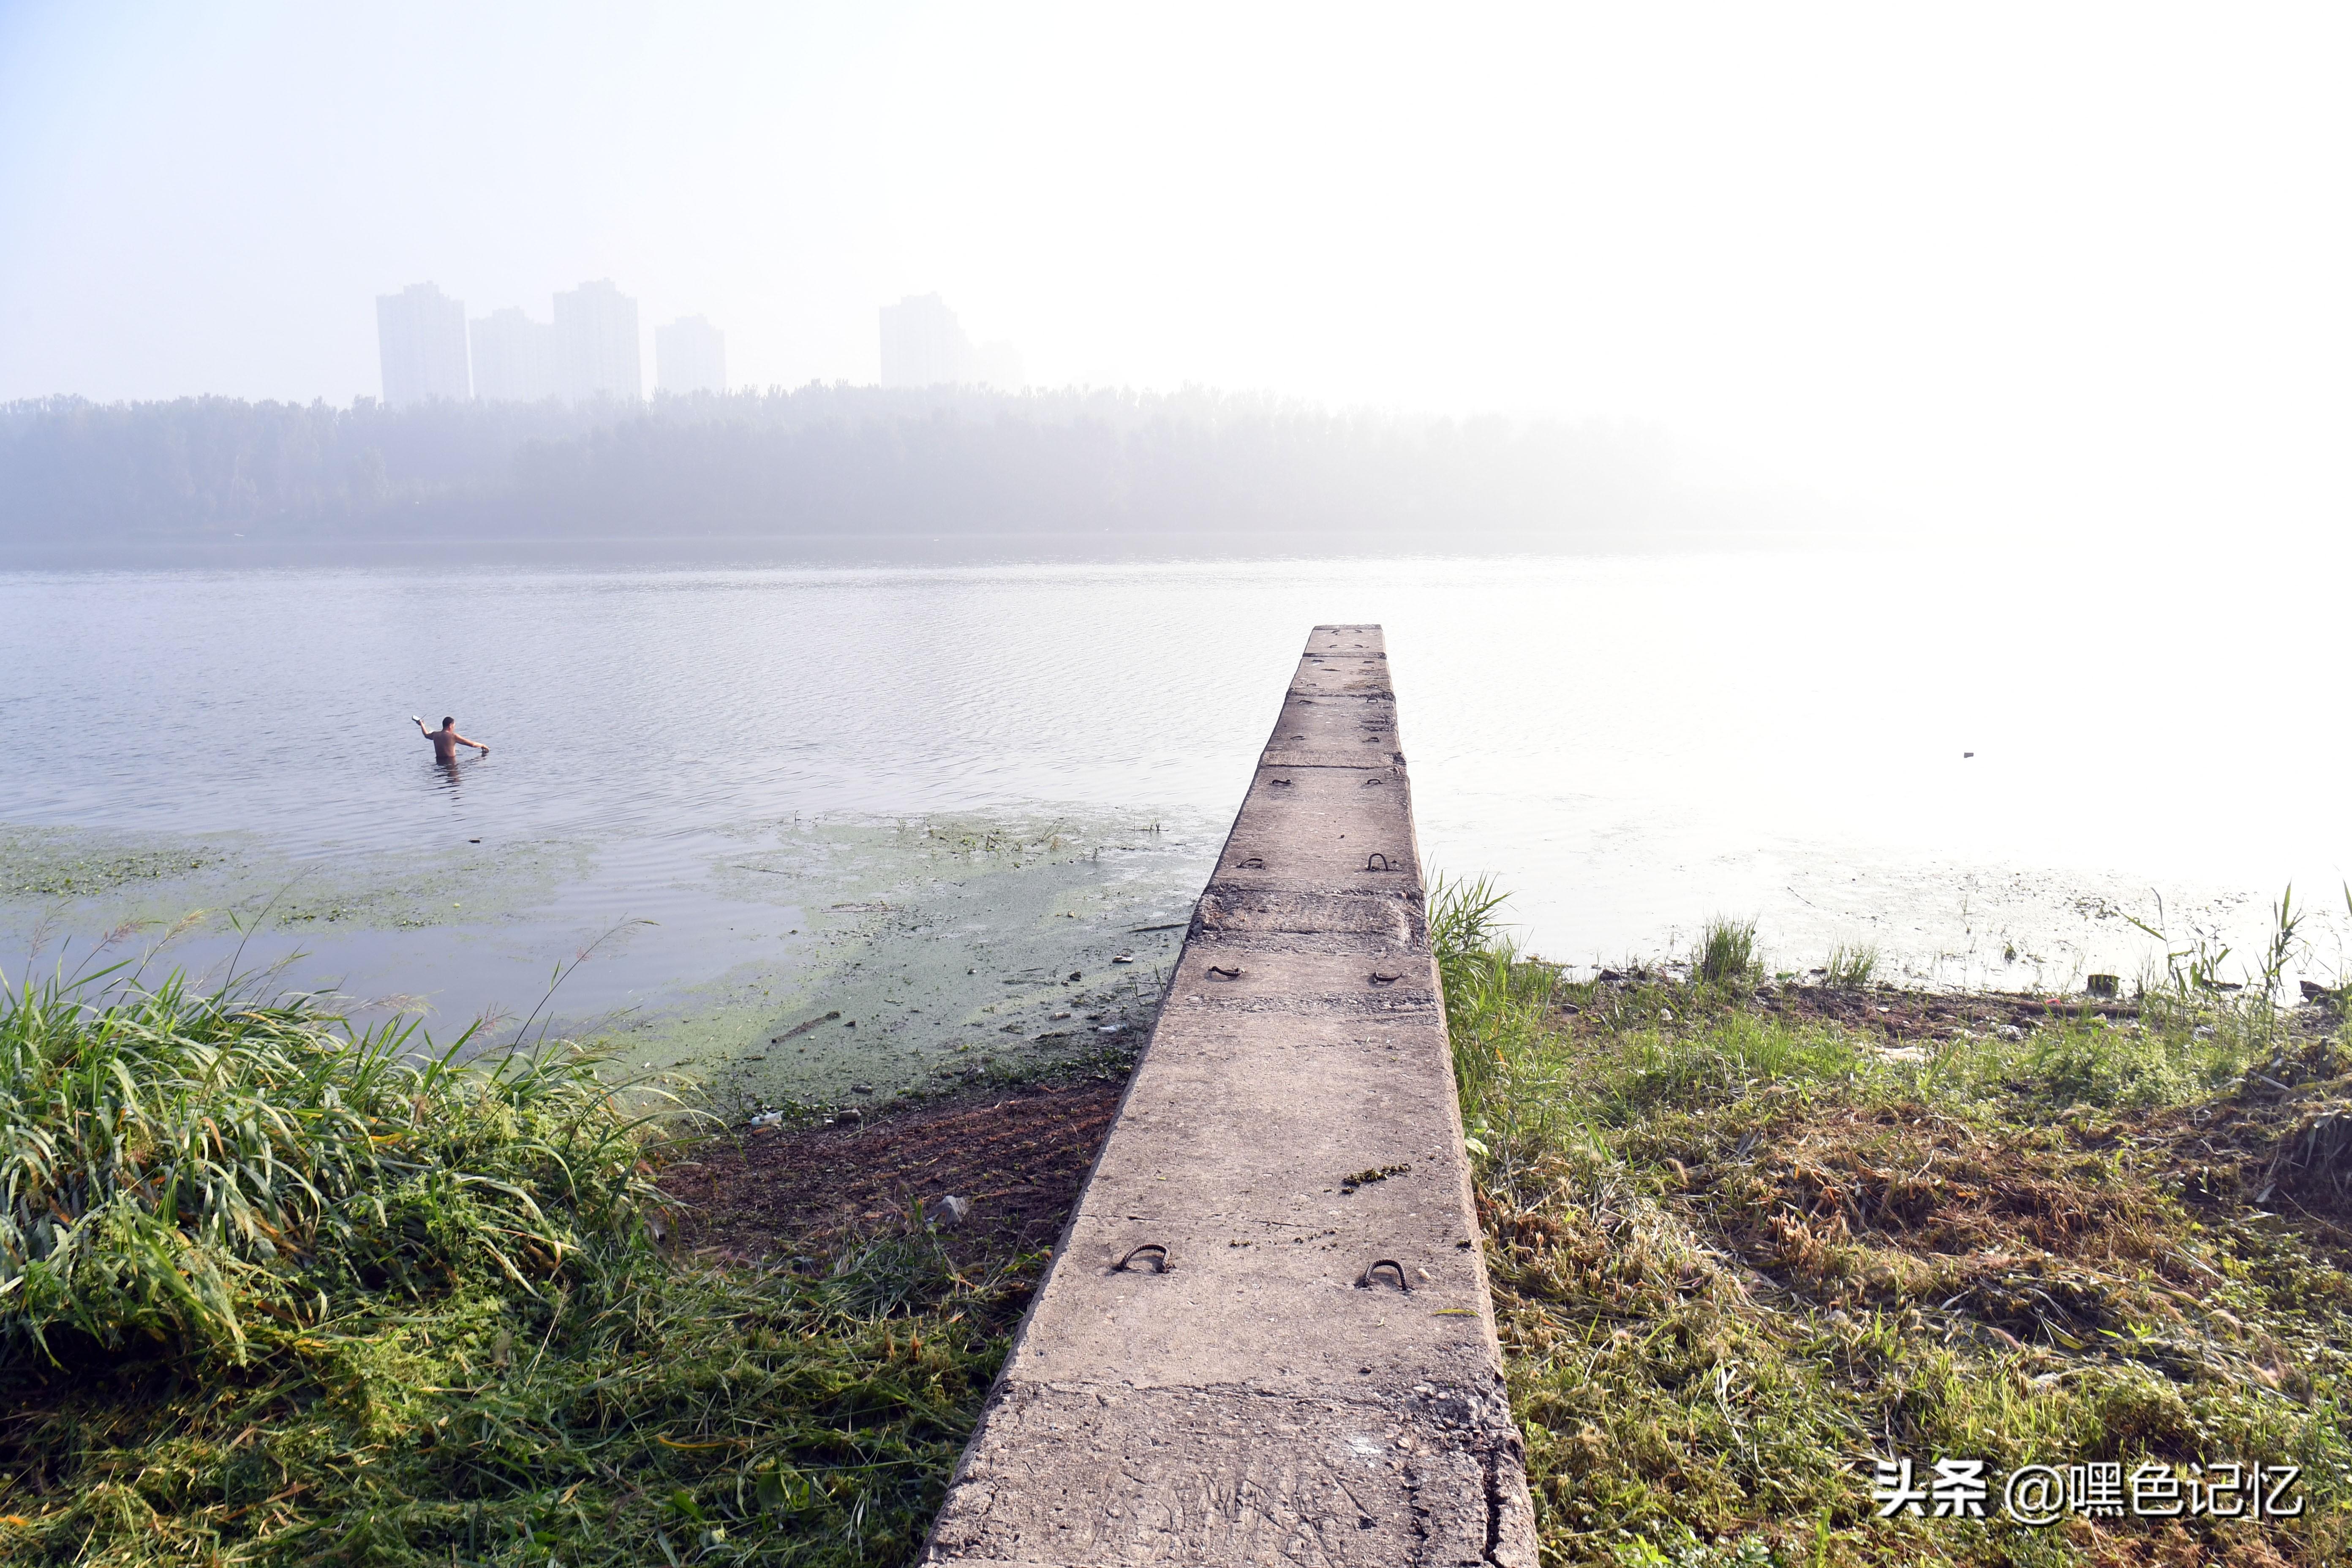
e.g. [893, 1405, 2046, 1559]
[1268, 778, 1294, 787]
[1236, 856, 1266, 869]
[1364, 852, 1394, 871]
[1369, 971, 1402, 985]
[1357, 1259, 1412, 1293]
[1361, 777, 1387, 787]
[1114, 1244, 1171, 1274]
[1206, 964, 1243, 980]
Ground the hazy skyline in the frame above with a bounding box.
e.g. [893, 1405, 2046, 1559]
[4, 2, 2349, 536]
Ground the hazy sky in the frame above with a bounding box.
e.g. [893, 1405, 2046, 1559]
[3, 2, 2347, 533]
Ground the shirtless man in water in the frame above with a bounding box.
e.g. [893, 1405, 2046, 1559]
[414, 715, 490, 763]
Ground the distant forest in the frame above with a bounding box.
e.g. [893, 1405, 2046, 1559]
[0, 387, 1733, 546]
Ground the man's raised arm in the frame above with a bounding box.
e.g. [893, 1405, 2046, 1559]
[449, 728, 490, 754]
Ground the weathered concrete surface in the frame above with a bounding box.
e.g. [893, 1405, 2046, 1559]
[924, 626, 1535, 1568]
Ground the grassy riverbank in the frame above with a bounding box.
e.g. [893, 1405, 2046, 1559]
[1435, 887, 2351, 1565]
[0, 972, 1032, 1566]
[9, 897, 2347, 1567]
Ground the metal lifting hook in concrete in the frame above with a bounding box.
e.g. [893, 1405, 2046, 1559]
[1113, 1244, 1171, 1274]
[1356, 1259, 1412, 1293]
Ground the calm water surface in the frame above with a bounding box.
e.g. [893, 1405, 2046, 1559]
[4, 548, 2347, 1064]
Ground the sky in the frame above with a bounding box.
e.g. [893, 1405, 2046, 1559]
[3, 1, 2349, 536]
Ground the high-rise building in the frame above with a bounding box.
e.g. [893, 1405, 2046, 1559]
[469, 307, 556, 403]
[375, 282, 470, 405]
[655, 316, 726, 396]
[553, 279, 641, 403]
[878, 295, 1025, 389]
[880, 294, 968, 387]
[880, 294, 1021, 388]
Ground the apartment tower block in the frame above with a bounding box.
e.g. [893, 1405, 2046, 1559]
[553, 280, 641, 403]
[375, 282, 470, 405]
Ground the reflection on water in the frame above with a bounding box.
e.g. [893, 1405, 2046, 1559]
[3, 547, 2347, 1051]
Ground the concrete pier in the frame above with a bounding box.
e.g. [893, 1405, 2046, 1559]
[924, 626, 1535, 1568]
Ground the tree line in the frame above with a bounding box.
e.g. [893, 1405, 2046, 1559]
[0, 386, 1718, 544]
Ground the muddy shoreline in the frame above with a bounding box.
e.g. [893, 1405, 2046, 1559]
[665, 1074, 1128, 1274]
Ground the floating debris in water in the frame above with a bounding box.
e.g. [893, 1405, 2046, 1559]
[771, 1010, 841, 1044]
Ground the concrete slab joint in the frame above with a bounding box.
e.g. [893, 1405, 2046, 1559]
[924, 624, 1536, 1567]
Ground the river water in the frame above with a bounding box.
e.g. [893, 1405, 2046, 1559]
[3, 547, 2346, 1107]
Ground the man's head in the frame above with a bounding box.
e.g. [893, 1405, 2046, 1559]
[442, 716, 455, 730]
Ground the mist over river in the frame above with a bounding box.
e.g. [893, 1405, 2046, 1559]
[4, 546, 2347, 1108]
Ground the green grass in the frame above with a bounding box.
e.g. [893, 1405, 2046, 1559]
[1432, 882, 2352, 1567]
[0, 969, 1031, 1565]
[17, 892, 2350, 1567]
[0, 966, 662, 1363]
[1821, 941, 1878, 989]
[1693, 919, 1758, 987]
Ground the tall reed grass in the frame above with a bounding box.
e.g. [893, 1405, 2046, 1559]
[0, 967, 664, 1364]
[0, 963, 1026, 1565]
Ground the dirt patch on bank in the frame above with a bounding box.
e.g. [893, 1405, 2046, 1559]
[663, 1075, 1127, 1270]
[1764, 981, 2127, 1040]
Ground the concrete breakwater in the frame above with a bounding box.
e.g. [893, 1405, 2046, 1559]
[925, 626, 1535, 1567]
